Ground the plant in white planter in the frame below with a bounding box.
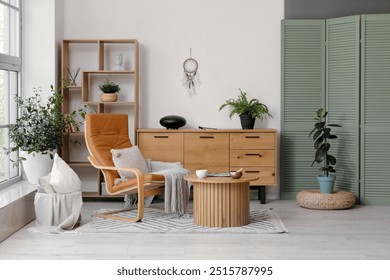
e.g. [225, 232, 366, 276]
[309, 108, 342, 193]
[3, 85, 86, 184]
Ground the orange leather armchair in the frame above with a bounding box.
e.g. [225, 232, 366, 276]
[85, 113, 165, 222]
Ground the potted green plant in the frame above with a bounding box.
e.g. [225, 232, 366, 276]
[99, 79, 120, 102]
[219, 88, 272, 129]
[3, 85, 86, 184]
[309, 108, 342, 193]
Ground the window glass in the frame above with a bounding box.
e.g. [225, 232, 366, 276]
[0, 0, 20, 188]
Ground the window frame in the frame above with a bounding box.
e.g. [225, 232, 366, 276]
[0, 0, 22, 189]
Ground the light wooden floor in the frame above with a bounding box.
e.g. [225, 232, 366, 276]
[1, 199, 390, 260]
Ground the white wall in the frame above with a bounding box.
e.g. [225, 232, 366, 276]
[22, 0, 56, 97]
[63, 0, 283, 130]
[63, 0, 284, 199]
[22, 0, 283, 198]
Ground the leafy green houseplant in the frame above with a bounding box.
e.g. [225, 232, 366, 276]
[98, 79, 120, 93]
[219, 88, 272, 129]
[309, 108, 342, 193]
[4, 85, 86, 184]
[98, 80, 120, 102]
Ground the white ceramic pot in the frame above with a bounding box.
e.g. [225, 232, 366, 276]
[20, 150, 56, 185]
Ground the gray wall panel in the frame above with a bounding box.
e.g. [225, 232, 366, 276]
[286, 0, 390, 19]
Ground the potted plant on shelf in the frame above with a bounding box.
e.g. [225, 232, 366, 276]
[219, 88, 272, 129]
[309, 108, 342, 193]
[99, 79, 120, 102]
[3, 85, 86, 184]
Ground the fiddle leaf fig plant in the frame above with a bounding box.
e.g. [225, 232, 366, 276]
[309, 108, 342, 177]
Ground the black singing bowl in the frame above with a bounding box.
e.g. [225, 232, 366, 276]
[159, 115, 186, 129]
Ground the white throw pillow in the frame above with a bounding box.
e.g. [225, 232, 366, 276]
[111, 146, 150, 179]
[50, 153, 82, 193]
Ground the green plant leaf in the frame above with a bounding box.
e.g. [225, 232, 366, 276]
[327, 155, 337, 165]
[315, 121, 325, 129]
[327, 124, 342, 127]
[312, 130, 322, 140]
[314, 136, 323, 149]
[316, 108, 324, 118]
[309, 127, 316, 136]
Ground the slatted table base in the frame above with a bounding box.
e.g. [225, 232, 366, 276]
[193, 181, 250, 227]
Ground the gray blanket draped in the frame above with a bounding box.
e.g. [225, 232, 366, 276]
[150, 161, 191, 215]
[124, 161, 191, 215]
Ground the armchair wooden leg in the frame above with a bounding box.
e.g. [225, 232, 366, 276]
[94, 207, 143, 223]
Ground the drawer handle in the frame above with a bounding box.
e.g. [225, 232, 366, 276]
[199, 136, 215, 139]
[245, 153, 262, 157]
[245, 170, 260, 173]
[154, 136, 169, 138]
[245, 136, 260, 138]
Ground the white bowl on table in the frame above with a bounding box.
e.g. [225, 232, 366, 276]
[196, 169, 208, 179]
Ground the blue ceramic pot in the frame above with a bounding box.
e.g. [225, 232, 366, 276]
[317, 175, 336, 194]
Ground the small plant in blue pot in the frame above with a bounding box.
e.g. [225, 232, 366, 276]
[309, 108, 342, 193]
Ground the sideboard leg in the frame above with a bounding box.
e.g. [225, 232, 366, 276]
[260, 186, 266, 204]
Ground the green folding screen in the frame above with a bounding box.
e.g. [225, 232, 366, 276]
[326, 16, 360, 197]
[281, 14, 390, 205]
[281, 20, 326, 199]
[361, 14, 390, 205]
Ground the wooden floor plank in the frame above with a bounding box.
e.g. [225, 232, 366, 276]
[1, 199, 390, 260]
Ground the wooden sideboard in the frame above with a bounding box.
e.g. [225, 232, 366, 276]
[137, 129, 277, 203]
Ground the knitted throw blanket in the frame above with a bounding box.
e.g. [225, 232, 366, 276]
[150, 161, 191, 215]
[122, 161, 191, 215]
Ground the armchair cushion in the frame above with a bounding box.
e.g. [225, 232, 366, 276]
[111, 146, 150, 179]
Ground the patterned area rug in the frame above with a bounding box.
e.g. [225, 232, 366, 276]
[75, 208, 288, 234]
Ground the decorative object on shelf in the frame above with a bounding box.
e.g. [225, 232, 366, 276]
[66, 67, 80, 86]
[182, 48, 200, 96]
[219, 88, 272, 129]
[98, 79, 120, 102]
[159, 115, 186, 129]
[3, 85, 76, 184]
[112, 53, 126, 71]
[309, 108, 342, 194]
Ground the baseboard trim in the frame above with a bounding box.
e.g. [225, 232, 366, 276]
[0, 189, 36, 243]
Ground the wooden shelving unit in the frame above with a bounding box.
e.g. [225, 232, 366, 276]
[61, 39, 139, 198]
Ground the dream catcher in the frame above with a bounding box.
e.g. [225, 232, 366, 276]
[182, 49, 201, 95]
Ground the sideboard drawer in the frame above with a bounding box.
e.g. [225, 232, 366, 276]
[231, 166, 276, 185]
[230, 149, 275, 166]
[138, 132, 183, 163]
[185, 133, 229, 149]
[230, 133, 275, 149]
[184, 133, 229, 172]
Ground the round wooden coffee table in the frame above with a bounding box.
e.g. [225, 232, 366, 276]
[184, 174, 258, 227]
